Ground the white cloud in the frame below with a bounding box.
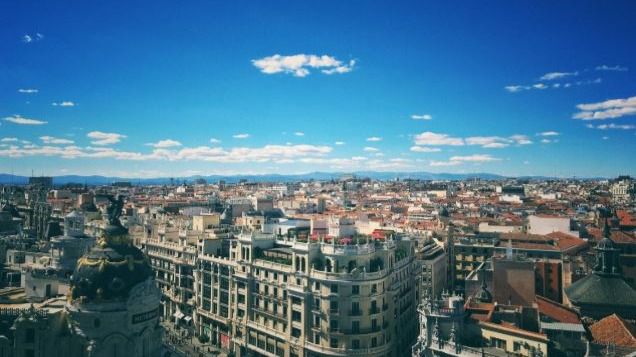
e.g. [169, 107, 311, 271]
[411, 114, 432, 120]
[430, 160, 462, 167]
[414, 132, 532, 148]
[540, 71, 578, 81]
[506, 75, 600, 93]
[22, 33, 43, 43]
[537, 131, 560, 137]
[233, 133, 250, 139]
[602, 136, 609, 140]
[465, 136, 509, 148]
[1, 138, 18, 142]
[3, 115, 47, 125]
[87, 131, 126, 145]
[410, 146, 441, 153]
[366, 136, 382, 142]
[294, 132, 305, 136]
[18, 88, 38, 94]
[146, 139, 182, 148]
[414, 132, 464, 146]
[509, 135, 533, 145]
[40, 136, 74, 145]
[251, 54, 355, 77]
[505, 85, 529, 93]
[586, 123, 635, 130]
[450, 154, 501, 162]
[595, 65, 628, 72]
[52, 101, 76, 107]
[210, 138, 221, 144]
[429, 154, 500, 167]
[334, 141, 345, 145]
[363, 146, 380, 152]
[573, 96, 636, 120]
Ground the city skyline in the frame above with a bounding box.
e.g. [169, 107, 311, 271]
[2, 1, 636, 178]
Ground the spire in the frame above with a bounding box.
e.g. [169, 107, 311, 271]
[603, 217, 611, 239]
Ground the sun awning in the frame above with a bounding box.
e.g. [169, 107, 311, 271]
[183, 316, 192, 322]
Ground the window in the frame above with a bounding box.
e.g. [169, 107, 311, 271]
[330, 338, 339, 348]
[352, 339, 360, 349]
[371, 337, 377, 348]
[330, 319, 339, 332]
[352, 321, 360, 333]
[292, 310, 302, 322]
[314, 333, 320, 344]
[352, 285, 359, 295]
[492, 337, 507, 350]
[330, 301, 338, 313]
[314, 315, 320, 327]
[292, 328, 301, 338]
[331, 284, 338, 293]
[314, 281, 320, 290]
[513, 342, 522, 352]
[351, 301, 360, 315]
[371, 284, 377, 293]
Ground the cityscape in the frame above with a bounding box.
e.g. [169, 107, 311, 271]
[2, 1, 636, 357]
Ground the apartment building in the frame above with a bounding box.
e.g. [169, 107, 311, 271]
[194, 232, 418, 357]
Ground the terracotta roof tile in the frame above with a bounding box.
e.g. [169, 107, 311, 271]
[590, 314, 636, 348]
[536, 295, 581, 324]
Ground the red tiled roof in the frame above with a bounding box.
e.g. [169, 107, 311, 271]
[617, 210, 636, 227]
[590, 314, 636, 348]
[536, 295, 581, 324]
[547, 232, 589, 252]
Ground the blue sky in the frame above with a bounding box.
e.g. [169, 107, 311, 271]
[1, 1, 635, 178]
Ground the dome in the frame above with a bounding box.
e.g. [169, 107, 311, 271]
[70, 232, 153, 303]
[70, 196, 153, 304]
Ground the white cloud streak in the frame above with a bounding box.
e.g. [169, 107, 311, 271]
[573, 96, 636, 120]
[87, 131, 126, 145]
[3, 115, 47, 125]
[146, 139, 182, 148]
[540, 71, 578, 81]
[52, 101, 76, 107]
[411, 114, 432, 120]
[40, 136, 74, 145]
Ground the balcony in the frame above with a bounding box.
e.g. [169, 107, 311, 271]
[349, 309, 362, 316]
[369, 307, 381, 315]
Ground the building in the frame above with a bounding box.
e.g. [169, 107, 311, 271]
[527, 215, 579, 237]
[610, 176, 635, 203]
[143, 231, 197, 328]
[194, 232, 418, 357]
[412, 292, 549, 357]
[565, 222, 636, 319]
[28, 176, 53, 189]
[0, 196, 163, 357]
[415, 237, 447, 301]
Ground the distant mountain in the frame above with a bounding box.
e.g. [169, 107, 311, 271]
[0, 171, 512, 186]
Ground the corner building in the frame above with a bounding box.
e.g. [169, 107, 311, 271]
[195, 233, 418, 357]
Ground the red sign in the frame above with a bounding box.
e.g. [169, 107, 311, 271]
[220, 333, 230, 349]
